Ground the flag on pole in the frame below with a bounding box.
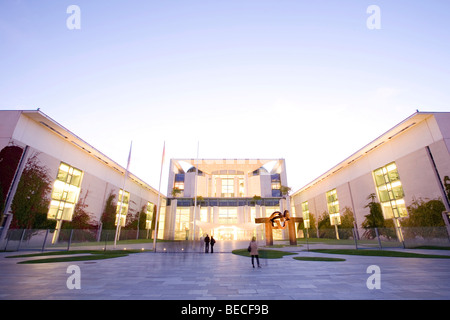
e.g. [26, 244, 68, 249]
[126, 141, 133, 173]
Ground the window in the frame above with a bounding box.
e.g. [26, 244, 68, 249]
[174, 173, 185, 191]
[373, 162, 407, 219]
[48, 162, 83, 221]
[221, 177, 234, 197]
[175, 207, 190, 240]
[200, 207, 208, 222]
[302, 201, 310, 228]
[326, 189, 341, 225]
[271, 173, 281, 197]
[157, 199, 166, 239]
[115, 189, 130, 227]
[145, 202, 155, 230]
[219, 207, 237, 224]
[239, 178, 245, 197]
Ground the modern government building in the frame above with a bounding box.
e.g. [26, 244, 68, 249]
[1, 109, 450, 243]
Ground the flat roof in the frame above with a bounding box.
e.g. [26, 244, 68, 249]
[18, 109, 162, 196]
[171, 158, 284, 174]
[291, 111, 447, 196]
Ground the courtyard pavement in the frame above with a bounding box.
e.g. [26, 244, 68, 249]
[1, 241, 450, 301]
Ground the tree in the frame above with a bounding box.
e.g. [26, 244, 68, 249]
[10, 153, 55, 229]
[280, 186, 291, 198]
[361, 193, 395, 239]
[401, 198, 446, 239]
[444, 176, 450, 203]
[361, 193, 385, 239]
[100, 191, 117, 230]
[339, 207, 355, 239]
[0, 145, 24, 212]
[171, 187, 182, 197]
[62, 189, 96, 230]
[251, 195, 262, 205]
[318, 211, 334, 238]
[402, 198, 445, 227]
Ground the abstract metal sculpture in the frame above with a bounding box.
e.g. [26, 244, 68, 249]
[255, 210, 303, 246]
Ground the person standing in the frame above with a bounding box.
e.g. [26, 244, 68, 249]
[204, 234, 210, 253]
[249, 236, 261, 268]
[210, 236, 216, 253]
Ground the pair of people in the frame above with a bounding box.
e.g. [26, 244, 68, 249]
[204, 234, 216, 253]
[248, 236, 261, 268]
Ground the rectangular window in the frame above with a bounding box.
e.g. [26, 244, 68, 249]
[326, 189, 341, 225]
[301, 201, 310, 228]
[48, 162, 83, 221]
[239, 178, 245, 197]
[175, 207, 190, 240]
[373, 162, 408, 219]
[221, 177, 234, 197]
[157, 199, 166, 239]
[145, 202, 155, 230]
[219, 207, 237, 224]
[115, 189, 130, 227]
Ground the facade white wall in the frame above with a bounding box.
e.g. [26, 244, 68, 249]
[292, 113, 450, 228]
[1, 111, 163, 228]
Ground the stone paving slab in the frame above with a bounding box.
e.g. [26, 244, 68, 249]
[1, 244, 450, 302]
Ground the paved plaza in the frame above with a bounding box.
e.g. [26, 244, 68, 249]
[1, 242, 450, 301]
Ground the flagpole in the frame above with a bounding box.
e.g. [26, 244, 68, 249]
[114, 141, 132, 249]
[153, 141, 165, 252]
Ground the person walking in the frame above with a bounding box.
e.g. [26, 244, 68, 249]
[210, 236, 216, 253]
[249, 236, 261, 268]
[204, 234, 210, 253]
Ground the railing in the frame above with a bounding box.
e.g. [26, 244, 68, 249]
[1, 228, 156, 252]
[300, 226, 450, 249]
[1, 226, 449, 253]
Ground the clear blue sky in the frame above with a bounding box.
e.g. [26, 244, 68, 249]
[1, 0, 449, 194]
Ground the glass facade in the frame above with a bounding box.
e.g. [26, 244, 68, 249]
[48, 162, 83, 221]
[221, 177, 235, 197]
[271, 174, 282, 197]
[373, 162, 408, 219]
[175, 207, 190, 240]
[115, 189, 130, 227]
[302, 201, 310, 228]
[169, 159, 287, 241]
[219, 207, 238, 224]
[326, 189, 341, 225]
[145, 201, 155, 230]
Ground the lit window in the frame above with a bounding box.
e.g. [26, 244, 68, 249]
[221, 177, 234, 197]
[373, 162, 407, 219]
[302, 201, 310, 228]
[48, 163, 83, 221]
[145, 202, 155, 230]
[115, 189, 130, 227]
[175, 207, 190, 240]
[219, 207, 237, 224]
[326, 189, 341, 225]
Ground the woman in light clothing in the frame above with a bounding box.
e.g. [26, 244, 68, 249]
[249, 236, 261, 268]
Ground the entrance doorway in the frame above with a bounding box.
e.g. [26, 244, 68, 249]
[214, 226, 238, 240]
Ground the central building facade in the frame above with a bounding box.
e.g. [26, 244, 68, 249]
[163, 159, 292, 241]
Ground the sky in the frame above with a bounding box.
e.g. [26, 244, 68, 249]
[1, 0, 449, 195]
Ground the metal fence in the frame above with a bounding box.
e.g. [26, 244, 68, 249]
[301, 226, 450, 249]
[1, 228, 156, 252]
[1, 226, 449, 253]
